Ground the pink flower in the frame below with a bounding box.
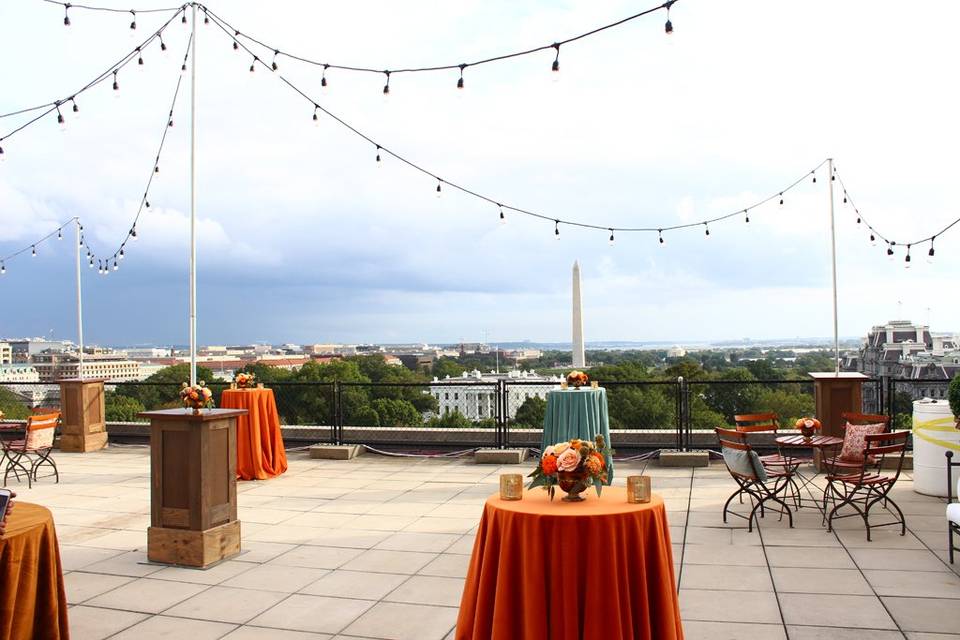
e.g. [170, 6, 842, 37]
[543, 446, 555, 457]
[556, 447, 581, 472]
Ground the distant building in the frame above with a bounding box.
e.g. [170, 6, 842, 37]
[430, 369, 562, 422]
[848, 319, 959, 410]
[667, 346, 687, 358]
[505, 349, 543, 361]
[124, 347, 173, 359]
[31, 352, 140, 382]
[0, 364, 40, 383]
[7, 339, 73, 363]
[0, 342, 11, 365]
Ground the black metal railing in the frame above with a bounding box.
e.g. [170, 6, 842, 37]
[0, 376, 941, 451]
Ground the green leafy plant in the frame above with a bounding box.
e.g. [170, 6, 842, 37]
[949, 375, 960, 422]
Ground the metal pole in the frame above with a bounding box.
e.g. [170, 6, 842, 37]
[827, 158, 839, 374]
[75, 218, 84, 379]
[189, 3, 197, 386]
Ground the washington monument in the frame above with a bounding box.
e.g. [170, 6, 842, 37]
[572, 261, 585, 368]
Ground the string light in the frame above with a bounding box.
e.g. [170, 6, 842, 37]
[160, 34, 167, 51]
[704, 222, 710, 236]
[71, 97, 79, 115]
[313, 105, 319, 124]
[744, 209, 749, 223]
[928, 239, 936, 261]
[63, 3, 71, 26]
[233, 31, 239, 50]
[271, 49, 279, 71]
[383, 71, 390, 95]
[498, 204, 505, 224]
[658, 229, 664, 244]
[113, 258, 119, 271]
[31, 245, 37, 257]
[1, 262, 5, 275]
[119, 248, 125, 260]
[202, 1, 674, 91]
[250, 56, 257, 73]
[608, 229, 615, 245]
[779, 193, 784, 206]
[375, 145, 381, 164]
[555, 220, 560, 239]
[129, 10, 136, 30]
[130, 226, 138, 240]
[58, 228, 63, 240]
[457, 65, 465, 89]
[905, 245, 912, 268]
[137, 48, 145, 66]
[113, 70, 119, 92]
[321, 65, 328, 87]
[56, 105, 66, 130]
[811, 171, 816, 184]
[436, 180, 442, 198]
[887, 242, 895, 258]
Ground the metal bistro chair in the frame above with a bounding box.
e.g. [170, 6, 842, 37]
[735, 412, 805, 506]
[716, 427, 796, 532]
[2, 411, 61, 489]
[946, 451, 960, 563]
[824, 430, 909, 541]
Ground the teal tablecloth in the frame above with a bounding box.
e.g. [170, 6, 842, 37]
[542, 387, 613, 483]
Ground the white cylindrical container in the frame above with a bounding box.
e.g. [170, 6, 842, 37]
[912, 398, 959, 497]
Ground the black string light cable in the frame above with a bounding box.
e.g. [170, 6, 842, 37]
[208, 9, 828, 242]
[94, 31, 193, 275]
[201, 0, 676, 91]
[0, 5, 187, 157]
[835, 168, 960, 264]
[0, 218, 89, 276]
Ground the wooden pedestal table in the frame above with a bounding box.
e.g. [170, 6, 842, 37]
[0, 502, 70, 640]
[58, 378, 107, 452]
[140, 408, 247, 568]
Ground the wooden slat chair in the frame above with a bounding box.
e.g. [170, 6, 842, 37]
[946, 451, 960, 563]
[2, 411, 60, 489]
[734, 412, 805, 506]
[824, 430, 909, 541]
[716, 427, 795, 532]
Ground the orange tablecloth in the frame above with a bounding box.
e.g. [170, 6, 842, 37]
[221, 388, 288, 480]
[0, 502, 69, 640]
[456, 487, 683, 640]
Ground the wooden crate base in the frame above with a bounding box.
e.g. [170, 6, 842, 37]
[59, 430, 108, 453]
[148, 520, 241, 568]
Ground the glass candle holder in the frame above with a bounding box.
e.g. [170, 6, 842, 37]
[590, 381, 599, 389]
[626, 475, 651, 504]
[560, 381, 569, 389]
[499, 474, 523, 501]
[229, 382, 237, 390]
[256, 382, 265, 389]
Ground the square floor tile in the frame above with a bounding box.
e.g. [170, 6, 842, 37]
[86, 577, 208, 613]
[864, 568, 960, 598]
[164, 585, 289, 624]
[384, 575, 465, 607]
[771, 567, 873, 595]
[222, 627, 332, 640]
[65, 571, 135, 604]
[883, 595, 960, 633]
[109, 614, 237, 639]
[341, 602, 458, 640]
[778, 593, 896, 629]
[341, 549, 438, 574]
[679, 589, 781, 624]
[300, 570, 409, 600]
[248, 594, 374, 634]
[680, 564, 773, 591]
[65, 605, 148, 640]
[682, 621, 787, 639]
[222, 563, 330, 592]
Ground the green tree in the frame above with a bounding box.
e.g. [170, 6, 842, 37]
[432, 358, 467, 380]
[236, 362, 293, 384]
[426, 410, 473, 429]
[117, 363, 216, 410]
[513, 396, 547, 428]
[371, 398, 422, 427]
[701, 368, 763, 423]
[104, 392, 145, 422]
[753, 388, 815, 427]
[0, 387, 29, 420]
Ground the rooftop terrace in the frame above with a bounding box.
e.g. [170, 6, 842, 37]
[8, 447, 960, 639]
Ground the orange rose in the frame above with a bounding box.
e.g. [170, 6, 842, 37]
[590, 452, 605, 470]
[584, 455, 602, 475]
[571, 441, 582, 450]
[541, 454, 558, 475]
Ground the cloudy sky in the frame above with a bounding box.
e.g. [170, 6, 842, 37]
[1, 0, 958, 347]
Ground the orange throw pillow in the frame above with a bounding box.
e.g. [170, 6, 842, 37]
[839, 422, 886, 462]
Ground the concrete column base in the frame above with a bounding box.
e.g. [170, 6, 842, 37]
[658, 450, 710, 467]
[475, 448, 529, 464]
[309, 444, 364, 460]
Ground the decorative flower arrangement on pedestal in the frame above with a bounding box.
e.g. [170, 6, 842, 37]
[180, 382, 214, 415]
[234, 372, 256, 389]
[566, 370, 589, 389]
[528, 434, 610, 501]
[795, 417, 822, 440]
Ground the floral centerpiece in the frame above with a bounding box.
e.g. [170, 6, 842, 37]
[566, 370, 589, 388]
[234, 372, 256, 389]
[795, 417, 822, 440]
[180, 381, 214, 414]
[528, 434, 610, 501]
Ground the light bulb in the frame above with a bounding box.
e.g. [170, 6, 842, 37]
[436, 181, 442, 198]
[71, 98, 79, 120]
[119, 249, 125, 260]
[658, 230, 664, 244]
[704, 223, 710, 236]
[744, 210, 749, 223]
[779, 193, 784, 206]
[31, 245, 36, 257]
[57, 110, 66, 131]
[499, 205, 505, 225]
[554, 221, 560, 239]
[1, 263, 5, 274]
[608, 230, 615, 246]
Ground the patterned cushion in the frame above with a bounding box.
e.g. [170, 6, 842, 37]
[839, 422, 886, 463]
[722, 446, 767, 481]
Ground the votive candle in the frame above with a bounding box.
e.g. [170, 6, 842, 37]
[499, 474, 523, 501]
[626, 475, 651, 504]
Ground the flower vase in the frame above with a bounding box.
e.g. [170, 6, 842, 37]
[799, 425, 816, 441]
[557, 470, 590, 502]
[191, 406, 202, 416]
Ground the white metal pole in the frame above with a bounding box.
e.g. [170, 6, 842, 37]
[189, 3, 197, 386]
[827, 158, 840, 374]
[75, 218, 84, 379]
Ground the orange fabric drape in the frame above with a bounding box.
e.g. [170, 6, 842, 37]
[221, 388, 288, 481]
[0, 502, 69, 640]
[456, 488, 683, 640]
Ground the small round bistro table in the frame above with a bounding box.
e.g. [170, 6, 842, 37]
[775, 434, 845, 508]
[456, 487, 683, 640]
[221, 388, 288, 480]
[0, 502, 69, 640]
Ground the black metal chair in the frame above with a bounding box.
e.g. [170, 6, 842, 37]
[824, 430, 908, 541]
[946, 451, 960, 563]
[716, 427, 796, 532]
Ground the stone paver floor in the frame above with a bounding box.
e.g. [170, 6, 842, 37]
[6, 446, 960, 639]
